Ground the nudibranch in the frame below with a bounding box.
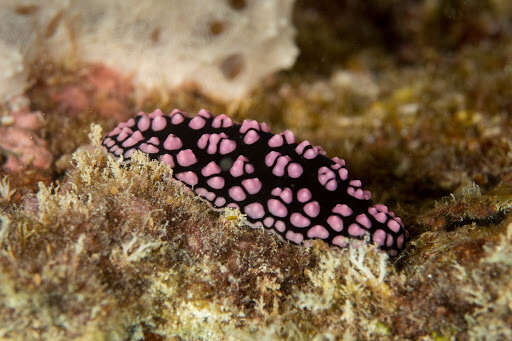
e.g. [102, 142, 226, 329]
[103, 109, 407, 255]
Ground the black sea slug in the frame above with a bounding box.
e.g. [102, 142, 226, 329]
[103, 109, 407, 255]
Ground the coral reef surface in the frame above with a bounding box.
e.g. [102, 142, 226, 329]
[0, 0, 512, 340]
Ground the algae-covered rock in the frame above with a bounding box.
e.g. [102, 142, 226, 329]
[0, 125, 510, 340]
